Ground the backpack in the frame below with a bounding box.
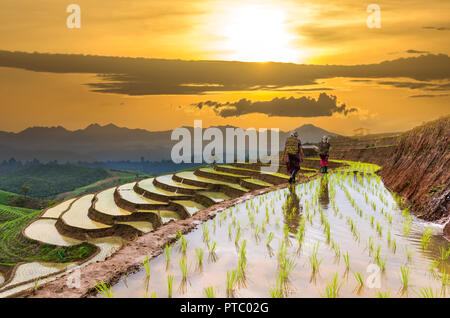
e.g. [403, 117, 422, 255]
[285, 136, 299, 155]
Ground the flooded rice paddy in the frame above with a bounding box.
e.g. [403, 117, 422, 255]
[100, 168, 450, 298]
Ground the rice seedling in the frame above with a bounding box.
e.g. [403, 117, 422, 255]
[402, 218, 412, 235]
[376, 290, 390, 298]
[405, 246, 414, 261]
[278, 254, 296, 283]
[402, 207, 410, 219]
[418, 287, 439, 298]
[374, 245, 381, 262]
[33, 279, 39, 293]
[387, 230, 391, 244]
[321, 273, 343, 298]
[387, 214, 393, 224]
[421, 227, 433, 250]
[208, 241, 217, 254]
[309, 243, 323, 274]
[377, 257, 386, 272]
[164, 244, 172, 263]
[438, 245, 450, 262]
[195, 247, 204, 267]
[167, 275, 174, 298]
[177, 231, 187, 253]
[202, 224, 210, 242]
[226, 269, 238, 296]
[283, 224, 290, 243]
[324, 222, 331, 242]
[266, 232, 274, 247]
[441, 268, 448, 287]
[368, 236, 374, 254]
[429, 258, 440, 271]
[332, 241, 341, 258]
[234, 227, 241, 245]
[400, 265, 410, 289]
[237, 240, 248, 279]
[143, 255, 150, 277]
[353, 272, 364, 288]
[150, 292, 156, 298]
[261, 220, 267, 233]
[343, 251, 350, 270]
[179, 256, 189, 281]
[376, 222, 383, 236]
[95, 281, 115, 298]
[204, 286, 215, 298]
[392, 239, 397, 253]
[269, 276, 284, 298]
[248, 210, 255, 225]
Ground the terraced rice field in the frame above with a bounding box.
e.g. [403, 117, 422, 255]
[95, 188, 132, 217]
[0, 211, 97, 297]
[62, 194, 112, 230]
[0, 162, 297, 297]
[24, 219, 82, 246]
[102, 164, 450, 298]
[0, 204, 37, 224]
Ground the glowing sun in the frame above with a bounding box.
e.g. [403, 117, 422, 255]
[222, 5, 299, 63]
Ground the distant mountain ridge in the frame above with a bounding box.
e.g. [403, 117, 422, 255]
[0, 123, 340, 162]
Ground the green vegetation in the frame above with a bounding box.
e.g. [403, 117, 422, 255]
[95, 281, 115, 298]
[308, 243, 323, 274]
[55, 169, 147, 201]
[418, 287, 439, 298]
[353, 272, 364, 288]
[143, 256, 150, 277]
[0, 189, 51, 210]
[376, 290, 390, 298]
[322, 273, 343, 298]
[0, 211, 96, 267]
[0, 203, 37, 224]
[204, 286, 215, 298]
[421, 228, 433, 250]
[195, 248, 204, 268]
[0, 164, 112, 198]
[167, 274, 174, 298]
[399, 266, 410, 289]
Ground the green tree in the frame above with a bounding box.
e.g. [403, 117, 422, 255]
[20, 183, 31, 196]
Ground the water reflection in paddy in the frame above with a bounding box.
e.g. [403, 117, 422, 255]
[101, 170, 449, 298]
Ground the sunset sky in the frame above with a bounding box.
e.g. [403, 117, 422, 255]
[0, 0, 449, 135]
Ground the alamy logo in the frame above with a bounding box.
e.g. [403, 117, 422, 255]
[366, 4, 381, 29]
[66, 4, 81, 29]
[171, 120, 280, 172]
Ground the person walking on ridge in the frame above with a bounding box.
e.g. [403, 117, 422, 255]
[282, 131, 304, 184]
[318, 135, 331, 173]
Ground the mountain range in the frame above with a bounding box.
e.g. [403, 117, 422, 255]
[0, 123, 339, 162]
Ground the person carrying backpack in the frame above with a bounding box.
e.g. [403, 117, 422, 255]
[282, 131, 304, 184]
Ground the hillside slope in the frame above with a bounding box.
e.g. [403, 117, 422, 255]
[0, 164, 110, 198]
[380, 116, 449, 232]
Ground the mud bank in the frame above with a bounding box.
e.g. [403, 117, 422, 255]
[379, 116, 449, 234]
[19, 175, 317, 298]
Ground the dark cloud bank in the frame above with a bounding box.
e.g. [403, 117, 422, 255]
[0, 50, 449, 95]
[192, 93, 357, 118]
